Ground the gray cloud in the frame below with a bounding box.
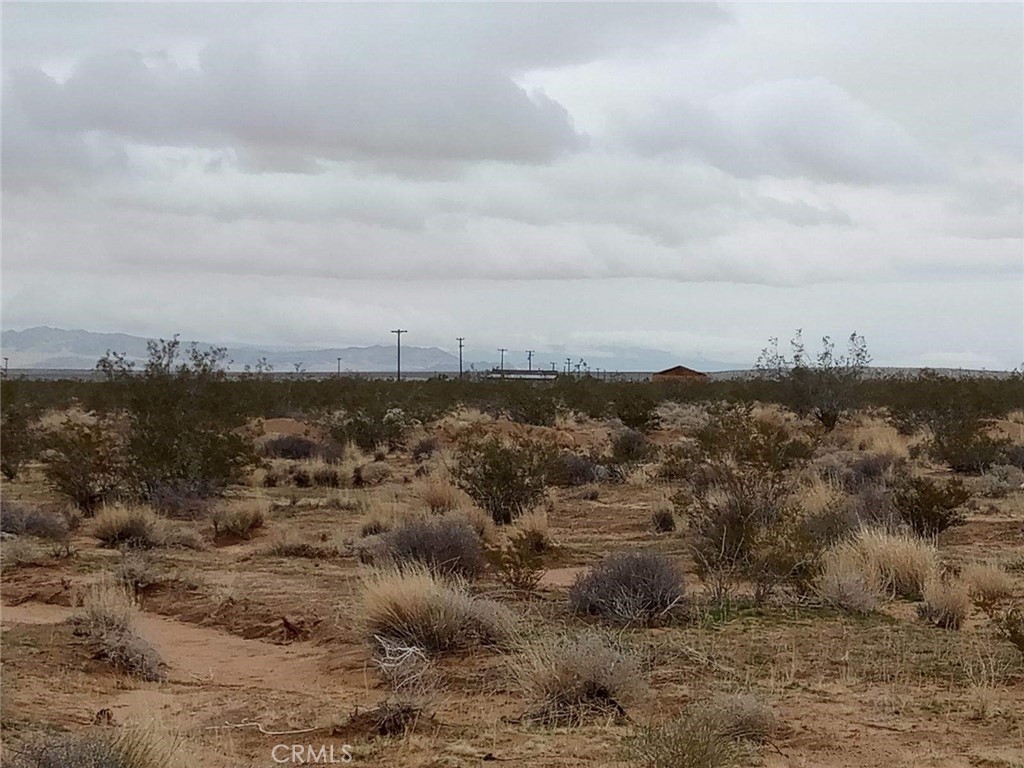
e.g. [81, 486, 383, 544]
[1, 3, 1021, 368]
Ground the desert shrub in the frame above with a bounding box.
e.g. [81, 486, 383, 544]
[263, 434, 319, 460]
[815, 547, 881, 615]
[290, 467, 312, 488]
[323, 407, 412, 452]
[0, 402, 38, 481]
[917, 579, 970, 630]
[410, 436, 439, 461]
[547, 451, 602, 487]
[379, 517, 485, 578]
[962, 563, 1014, 613]
[578, 485, 600, 501]
[74, 579, 166, 680]
[705, 693, 778, 743]
[826, 528, 937, 601]
[43, 417, 129, 514]
[146, 479, 217, 519]
[995, 604, 1024, 655]
[92, 507, 159, 549]
[686, 466, 807, 602]
[96, 339, 258, 505]
[693, 405, 813, 472]
[502, 389, 560, 427]
[0, 502, 69, 541]
[569, 551, 685, 624]
[211, 502, 266, 539]
[11, 728, 182, 768]
[1002, 444, 1024, 470]
[513, 631, 646, 724]
[610, 428, 654, 465]
[511, 508, 551, 553]
[361, 517, 392, 538]
[453, 435, 554, 524]
[756, 330, 870, 431]
[893, 475, 970, 537]
[362, 565, 513, 653]
[930, 420, 1009, 474]
[651, 506, 676, 533]
[613, 394, 661, 433]
[116, 552, 159, 594]
[625, 711, 741, 768]
[976, 464, 1024, 498]
[447, 506, 499, 546]
[353, 461, 391, 488]
[312, 466, 341, 488]
[421, 480, 460, 514]
[266, 533, 340, 559]
[842, 452, 901, 491]
[94, 626, 167, 681]
[487, 531, 546, 592]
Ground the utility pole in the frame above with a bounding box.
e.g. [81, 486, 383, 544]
[337, 357, 342, 377]
[2, 358, 7, 377]
[391, 329, 407, 381]
[526, 350, 535, 371]
[565, 357, 572, 374]
[498, 348, 507, 371]
[456, 337, 465, 379]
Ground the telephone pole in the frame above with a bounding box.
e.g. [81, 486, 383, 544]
[565, 357, 572, 374]
[498, 348, 507, 371]
[526, 350, 535, 371]
[337, 357, 342, 377]
[456, 337, 465, 379]
[391, 329, 407, 381]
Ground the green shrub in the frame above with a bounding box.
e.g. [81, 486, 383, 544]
[610, 428, 654, 465]
[693, 405, 813, 472]
[613, 394, 661, 432]
[453, 435, 554, 525]
[0, 402, 37, 481]
[893, 475, 970, 536]
[43, 418, 129, 514]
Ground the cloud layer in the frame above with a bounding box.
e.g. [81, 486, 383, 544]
[2, 3, 1022, 367]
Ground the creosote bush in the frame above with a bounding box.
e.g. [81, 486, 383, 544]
[569, 551, 685, 624]
[362, 564, 513, 653]
[453, 434, 554, 525]
[893, 475, 970, 537]
[43, 417, 129, 514]
[513, 631, 646, 724]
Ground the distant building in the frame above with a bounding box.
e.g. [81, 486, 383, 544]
[484, 368, 558, 381]
[651, 365, 709, 383]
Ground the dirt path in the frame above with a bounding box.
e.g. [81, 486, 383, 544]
[1, 602, 332, 693]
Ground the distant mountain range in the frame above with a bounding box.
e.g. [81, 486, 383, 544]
[0, 326, 742, 374]
[0, 327, 460, 372]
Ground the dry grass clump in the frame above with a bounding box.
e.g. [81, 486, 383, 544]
[704, 693, 778, 743]
[362, 564, 513, 653]
[651, 504, 676, 533]
[829, 528, 937, 600]
[10, 725, 184, 768]
[626, 713, 742, 768]
[511, 508, 551, 551]
[265, 531, 342, 559]
[962, 562, 1014, 612]
[848, 419, 911, 460]
[815, 547, 881, 615]
[75, 579, 166, 681]
[420, 479, 461, 514]
[211, 500, 266, 539]
[569, 551, 686, 624]
[918, 578, 971, 630]
[448, 505, 499, 546]
[377, 516, 485, 578]
[513, 631, 646, 724]
[92, 507, 159, 549]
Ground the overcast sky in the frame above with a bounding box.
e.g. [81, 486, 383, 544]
[2, 2, 1022, 369]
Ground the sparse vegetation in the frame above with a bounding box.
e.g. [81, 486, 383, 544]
[211, 501, 266, 539]
[569, 551, 686, 624]
[514, 632, 646, 724]
[453, 434, 554, 524]
[377, 516, 485, 578]
[92, 506, 160, 549]
[917, 578, 971, 630]
[362, 565, 513, 653]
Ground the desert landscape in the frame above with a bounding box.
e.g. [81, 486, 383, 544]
[1, 348, 1022, 768]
